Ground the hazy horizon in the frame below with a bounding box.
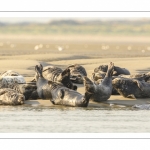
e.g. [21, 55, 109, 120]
[0, 17, 149, 23]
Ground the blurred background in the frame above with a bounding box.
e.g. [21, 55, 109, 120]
[0, 17, 150, 59]
[1, 17, 150, 36]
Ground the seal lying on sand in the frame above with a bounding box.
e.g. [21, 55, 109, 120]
[38, 65, 77, 91]
[112, 77, 150, 98]
[35, 64, 91, 107]
[13, 82, 39, 100]
[91, 77, 119, 95]
[93, 64, 130, 81]
[83, 62, 114, 102]
[68, 64, 87, 84]
[108, 73, 150, 95]
[0, 70, 26, 89]
[42, 66, 62, 81]
[0, 88, 25, 105]
[0, 70, 38, 100]
[92, 65, 130, 95]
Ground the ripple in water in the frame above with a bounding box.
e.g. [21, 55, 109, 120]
[0, 105, 150, 133]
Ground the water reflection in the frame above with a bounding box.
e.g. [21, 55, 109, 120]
[0, 104, 134, 112]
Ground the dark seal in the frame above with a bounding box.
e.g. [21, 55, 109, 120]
[37, 65, 77, 91]
[68, 64, 87, 84]
[93, 64, 130, 81]
[35, 64, 91, 107]
[83, 62, 114, 102]
[112, 77, 150, 98]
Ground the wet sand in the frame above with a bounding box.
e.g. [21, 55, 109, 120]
[0, 35, 150, 106]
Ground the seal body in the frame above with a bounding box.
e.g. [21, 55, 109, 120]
[35, 64, 91, 107]
[42, 66, 63, 81]
[68, 64, 87, 84]
[84, 62, 114, 102]
[84, 77, 113, 102]
[0, 88, 25, 105]
[0, 70, 38, 100]
[92, 65, 130, 95]
[0, 70, 26, 89]
[112, 77, 150, 98]
[42, 81, 90, 107]
[13, 83, 38, 100]
[93, 65, 130, 80]
[41, 65, 77, 90]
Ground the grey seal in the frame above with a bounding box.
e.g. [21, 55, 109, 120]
[0, 88, 25, 105]
[0, 70, 38, 100]
[93, 64, 130, 81]
[0, 70, 26, 89]
[38, 65, 77, 91]
[35, 64, 91, 107]
[13, 82, 39, 100]
[68, 64, 87, 84]
[112, 77, 150, 98]
[83, 62, 114, 102]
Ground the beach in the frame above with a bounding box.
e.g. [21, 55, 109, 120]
[0, 34, 150, 106]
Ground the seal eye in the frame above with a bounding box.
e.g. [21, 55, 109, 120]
[73, 85, 77, 91]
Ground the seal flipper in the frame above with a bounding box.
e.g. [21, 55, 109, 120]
[105, 62, 114, 77]
[133, 79, 144, 91]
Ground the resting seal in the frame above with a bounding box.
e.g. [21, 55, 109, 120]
[68, 64, 87, 84]
[13, 82, 38, 100]
[36, 65, 77, 91]
[0, 70, 26, 89]
[112, 77, 150, 98]
[35, 64, 91, 107]
[0, 88, 25, 105]
[0, 70, 38, 100]
[83, 62, 114, 102]
[93, 64, 130, 81]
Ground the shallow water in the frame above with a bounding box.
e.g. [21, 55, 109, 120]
[0, 105, 150, 133]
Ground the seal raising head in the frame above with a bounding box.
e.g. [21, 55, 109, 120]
[84, 62, 114, 102]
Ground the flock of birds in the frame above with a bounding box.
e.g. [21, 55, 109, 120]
[0, 62, 150, 109]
